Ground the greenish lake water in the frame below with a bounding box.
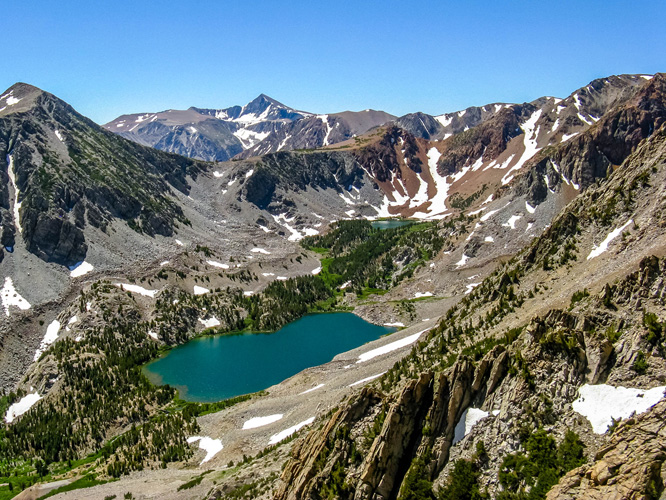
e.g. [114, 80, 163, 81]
[143, 313, 395, 402]
[371, 220, 413, 230]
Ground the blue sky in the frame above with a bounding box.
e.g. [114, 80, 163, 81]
[3, 0, 665, 124]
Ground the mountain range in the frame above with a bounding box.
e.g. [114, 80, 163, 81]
[104, 94, 396, 161]
[0, 72, 665, 500]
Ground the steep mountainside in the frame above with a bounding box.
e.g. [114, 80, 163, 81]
[0, 83, 207, 267]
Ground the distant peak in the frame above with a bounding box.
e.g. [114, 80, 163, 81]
[248, 93, 286, 108]
[2, 82, 45, 99]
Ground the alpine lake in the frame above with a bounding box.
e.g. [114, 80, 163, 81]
[370, 219, 413, 230]
[143, 312, 396, 402]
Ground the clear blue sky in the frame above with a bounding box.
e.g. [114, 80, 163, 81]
[3, 0, 665, 124]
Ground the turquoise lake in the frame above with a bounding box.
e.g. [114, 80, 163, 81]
[371, 220, 413, 230]
[143, 313, 395, 402]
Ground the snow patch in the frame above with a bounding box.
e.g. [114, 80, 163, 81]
[453, 408, 489, 444]
[187, 436, 223, 464]
[243, 414, 283, 430]
[268, 417, 315, 445]
[300, 384, 325, 395]
[70, 261, 94, 278]
[206, 260, 229, 269]
[199, 317, 221, 328]
[115, 283, 158, 298]
[1, 277, 31, 316]
[502, 215, 523, 230]
[455, 254, 469, 267]
[587, 220, 633, 260]
[5, 392, 42, 423]
[7, 155, 22, 233]
[525, 201, 536, 214]
[572, 384, 666, 434]
[34, 320, 61, 361]
[414, 292, 433, 298]
[311, 266, 322, 275]
[384, 322, 405, 327]
[251, 248, 270, 255]
[193, 286, 210, 295]
[501, 109, 542, 185]
[357, 329, 428, 363]
[349, 372, 386, 387]
[484, 236, 494, 243]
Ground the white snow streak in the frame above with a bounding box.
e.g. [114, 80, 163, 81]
[243, 414, 283, 430]
[587, 220, 633, 260]
[115, 283, 158, 298]
[268, 417, 315, 444]
[349, 372, 386, 387]
[357, 329, 428, 363]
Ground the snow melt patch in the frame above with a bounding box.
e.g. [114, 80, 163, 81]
[34, 320, 61, 361]
[199, 317, 220, 328]
[349, 372, 386, 387]
[502, 215, 523, 230]
[5, 392, 42, 423]
[251, 248, 270, 255]
[587, 220, 633, 260]
[423, 147, 450, 217]
[455, 254, 469, 267]
[1, 277, 31, 316]
[572, 384, 666, 433]
[243, 414, 283, 430]
[300, 384, 325, 395]
[187, 436, 223, 464]
[7, 155, 22, 233]
[116, 283, 158, 298]
[453, 408, 489, 444]
[268, 417, 315, 445]
[502, 109, 542, 185]
[70, 261, 94, 278]
[207, 260, 229, 269]
[357, 329, 428, 363]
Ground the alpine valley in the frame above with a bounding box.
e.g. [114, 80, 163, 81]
[0, 72, 665, 500]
